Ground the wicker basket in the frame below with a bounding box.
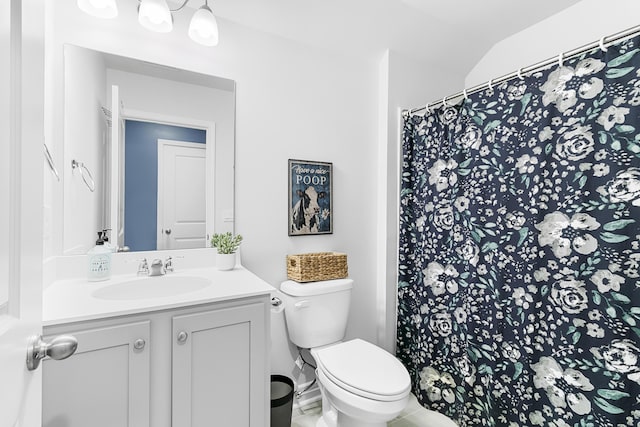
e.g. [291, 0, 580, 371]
[286, 252, 348, 283]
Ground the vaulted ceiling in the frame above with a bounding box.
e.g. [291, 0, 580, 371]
[210, 0, 581, 69]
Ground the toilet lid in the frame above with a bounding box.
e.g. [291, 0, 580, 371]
[313, 339, 410, 401]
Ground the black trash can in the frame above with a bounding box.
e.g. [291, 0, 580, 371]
[270, 375, 294, 427]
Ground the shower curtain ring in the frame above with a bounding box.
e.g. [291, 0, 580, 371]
[425, 102, 430, 113]
[558, 52, 564, 67]
[442, 96, 448, 107]
[462, 88, 468, 100]
[487, 78, 493, 90]
[517, 68, 524, 80]
[599, 36, 608, 52]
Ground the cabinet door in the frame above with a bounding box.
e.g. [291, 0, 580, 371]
[172, 302, 267, 427]
[43, 321, 151, 427]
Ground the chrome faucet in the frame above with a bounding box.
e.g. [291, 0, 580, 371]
[135, 257, 176, 276]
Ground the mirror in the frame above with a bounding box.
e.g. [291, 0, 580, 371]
[62, 45, 235, 254]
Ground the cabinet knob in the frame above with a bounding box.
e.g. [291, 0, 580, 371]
[134, 338, 146, 350]
[177, 331, 188, 343]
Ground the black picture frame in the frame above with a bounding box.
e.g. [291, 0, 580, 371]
[288, 159, 333, 236]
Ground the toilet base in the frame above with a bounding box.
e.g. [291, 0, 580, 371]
[315, 369, 407, 427]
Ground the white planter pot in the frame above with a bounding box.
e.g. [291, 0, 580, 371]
[216, 252, 236, 271]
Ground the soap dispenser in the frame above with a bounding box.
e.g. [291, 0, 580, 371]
[102, 229, 116, 253]
[87, 231, 112, 281]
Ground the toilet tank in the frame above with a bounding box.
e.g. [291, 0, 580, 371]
[280, 279, 353, 349]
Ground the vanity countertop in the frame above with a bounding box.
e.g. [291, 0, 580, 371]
[43, 266, 275, 326]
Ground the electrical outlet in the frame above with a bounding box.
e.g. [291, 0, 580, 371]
[295, 354, 304, 370]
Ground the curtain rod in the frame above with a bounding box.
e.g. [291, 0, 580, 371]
[406, 24, 640, 116]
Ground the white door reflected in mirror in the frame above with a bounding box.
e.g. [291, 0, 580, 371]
[157, 139, 207, 250]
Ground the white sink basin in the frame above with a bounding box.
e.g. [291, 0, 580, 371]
[92, 275, 212, 300]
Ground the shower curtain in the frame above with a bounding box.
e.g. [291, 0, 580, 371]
[398, 35, 640, 427]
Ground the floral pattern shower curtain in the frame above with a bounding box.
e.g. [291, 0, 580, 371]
[398, 35, 640, 427]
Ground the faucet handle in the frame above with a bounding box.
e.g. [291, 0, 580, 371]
[165, 256, 174, 273]
[136, 258, 149, 276]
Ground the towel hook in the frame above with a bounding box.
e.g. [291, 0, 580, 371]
[558, 52, 564, 67]
[599, 35, 608, 52]
[71, 160, 95, 192]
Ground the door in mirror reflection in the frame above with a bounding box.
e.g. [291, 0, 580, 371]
[124, 121, 207, 251]
[157, 139, 206, 250]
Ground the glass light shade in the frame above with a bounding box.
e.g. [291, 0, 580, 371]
[138, 0, 173, 33]
[188, 5, 219, 46]
[77, 0, 118, 19]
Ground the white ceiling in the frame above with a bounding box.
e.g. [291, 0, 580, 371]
[208, 0, 582, 69]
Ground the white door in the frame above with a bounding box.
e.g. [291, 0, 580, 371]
[109, 85, 125, 248]
[157, 140, 207, 250]
[0, 0, 45, 426]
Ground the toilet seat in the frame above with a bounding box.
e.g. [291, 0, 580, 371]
[312, 339, 410, 402]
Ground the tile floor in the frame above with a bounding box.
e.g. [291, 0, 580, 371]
[291, 393, 457, 427]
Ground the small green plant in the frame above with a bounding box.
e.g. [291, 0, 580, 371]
[210, 232, 243, 254]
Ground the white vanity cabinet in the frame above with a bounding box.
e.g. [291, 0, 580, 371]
[172, 301, 267, 426]
[42, 320, 151, 427]
[42, 295, 270, 427]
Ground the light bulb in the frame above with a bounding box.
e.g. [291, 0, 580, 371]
[189, 4, 219, 46]
[138, 0, 173, 33]
[77, 0, 118, 19]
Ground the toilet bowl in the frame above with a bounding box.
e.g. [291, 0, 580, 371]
[280, 279, 411, 427]
[312, 339, 410, 427]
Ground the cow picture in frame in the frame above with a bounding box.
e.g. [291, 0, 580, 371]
[289, 159, 333, 236]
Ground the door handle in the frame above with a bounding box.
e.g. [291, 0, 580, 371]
[165, 228, 172, 235]
[26, 334, 78, 371]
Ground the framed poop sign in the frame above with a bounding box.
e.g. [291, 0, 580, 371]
[288, 159, 333, 236]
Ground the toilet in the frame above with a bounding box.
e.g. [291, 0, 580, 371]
[280, 278, 411, 427]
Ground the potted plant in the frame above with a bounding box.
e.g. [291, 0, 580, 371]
[210, 232, 243, 270]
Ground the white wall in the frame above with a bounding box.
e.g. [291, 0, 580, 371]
[377, 51, 464, 351]
[62, 46, 107, 254]
[466, 0, 640, 87]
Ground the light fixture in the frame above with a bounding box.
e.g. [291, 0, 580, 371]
[188, 1, 219, 46]
[77, 0, 118, 19]
[77, 0, 220, 46]
[138, 0, 173, 33]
